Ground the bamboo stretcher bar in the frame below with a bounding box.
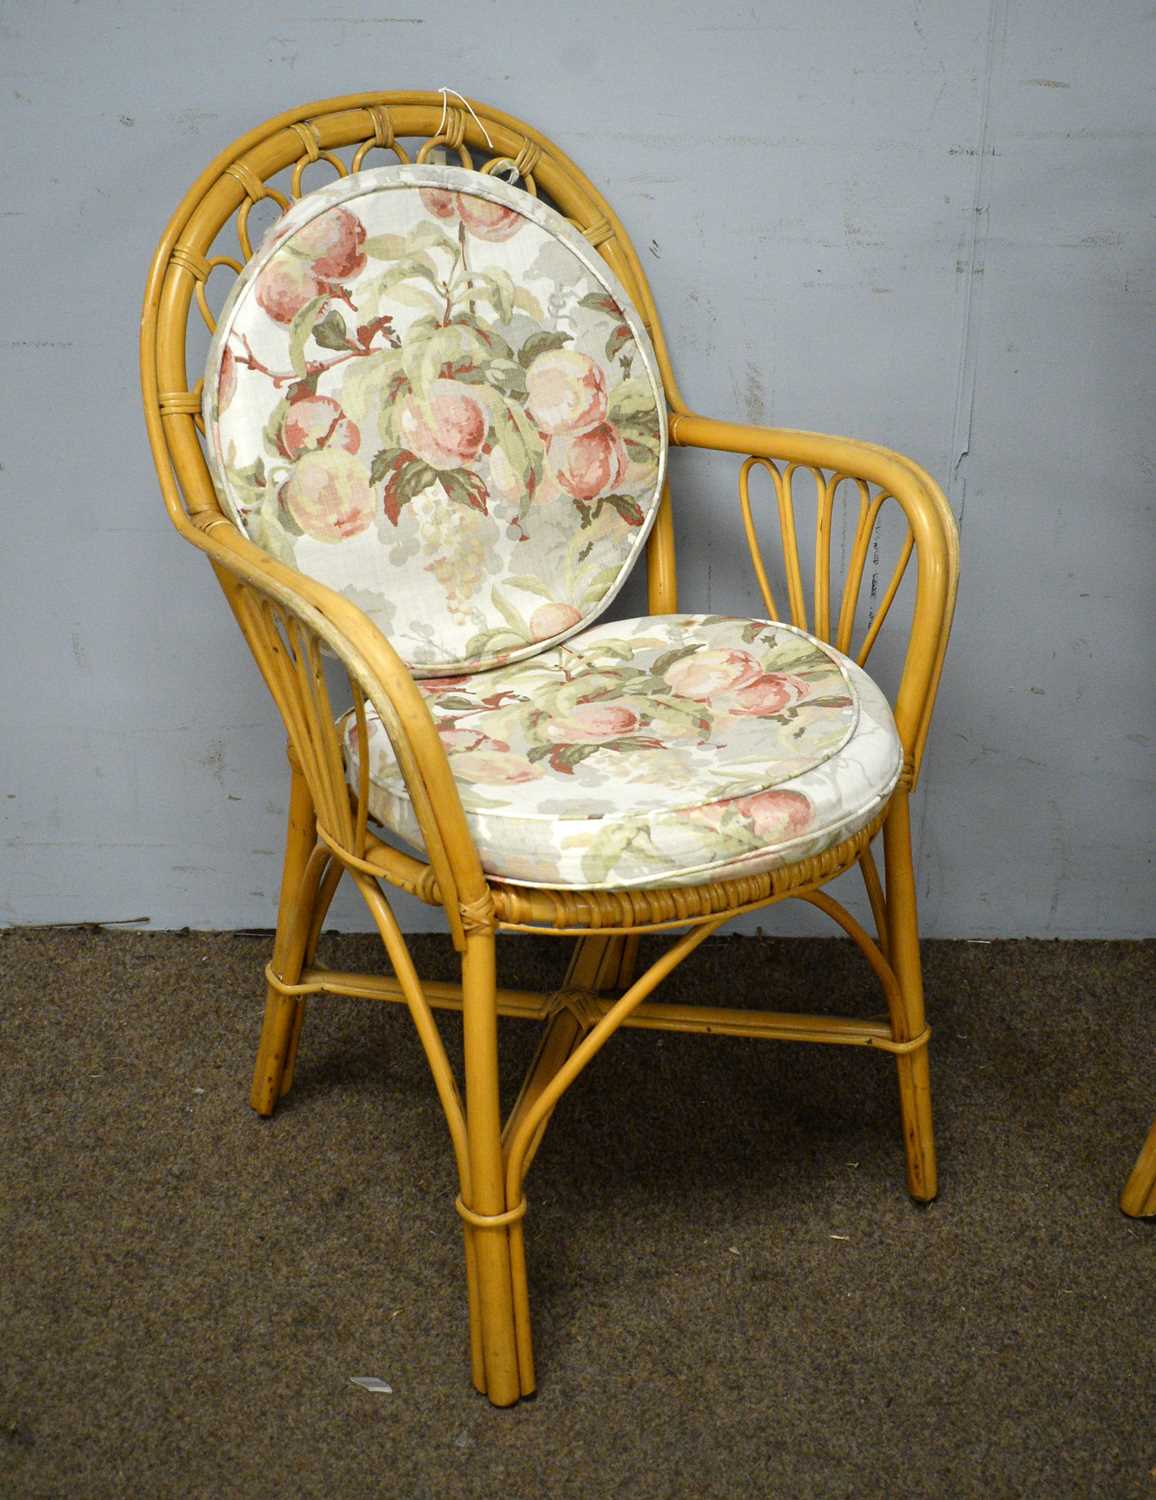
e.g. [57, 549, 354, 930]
[266, 965, 929, 1053]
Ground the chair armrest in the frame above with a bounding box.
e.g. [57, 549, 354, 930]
[669, 412, 959, 788]
[182, 514, 489, 945]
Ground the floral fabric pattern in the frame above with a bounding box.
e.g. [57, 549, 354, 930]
[204, 165, 667, 674]
[342, 615, 903, 889]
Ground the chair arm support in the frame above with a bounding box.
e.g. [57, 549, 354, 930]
[179, 514, 491, 933]
[668, 413, 959, 788]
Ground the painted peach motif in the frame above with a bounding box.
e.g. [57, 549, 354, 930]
[664, 648, 762, 701]
[529, 602, 583, 641]
[398, 381, 487, 470]
[282, 449, 375, 543]
[280, 395, 361, 459]
[545, 702, 640, 743]
[550, 423, 628, 501]
[730, 789, 812, 839]
[526, 350, 608, 435]
[255, 255, 323, 324]
[416, 188, 524, 241]
[730, 672, 811, 717]
[438, 726, 509, 754]
[455, 194, 524, 242]
[292, 206, 367, 281]
[450, 749, 541, 784]
[419, 187, 457, 220]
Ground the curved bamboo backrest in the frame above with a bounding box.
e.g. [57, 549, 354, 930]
[141, 92, 682, 606]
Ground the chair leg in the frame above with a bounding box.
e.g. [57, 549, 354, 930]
[250, 755, 320, 1116]
[882, 789, 938, 1202]
[459, 927, 532, 1405]
[1120, 1119, 1156, 1217]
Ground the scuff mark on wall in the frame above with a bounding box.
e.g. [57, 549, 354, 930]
[70, 630, 90, 674]
[946, 0, 1008, 534]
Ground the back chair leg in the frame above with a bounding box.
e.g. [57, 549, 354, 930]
[250, 754, 320, 1116]
[883, 789, 938, 1202]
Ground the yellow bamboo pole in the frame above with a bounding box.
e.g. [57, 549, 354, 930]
[1120, 1120, 1156, 1217]
[250, 762, 323, 1115]
[882, 790, 937, 1202]
[459, 928, 527, 1404]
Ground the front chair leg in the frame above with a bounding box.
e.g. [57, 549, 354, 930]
[883, 789, 938, 1202]
[250, 754, 320, 1116]
[459, 925, 533, 1405]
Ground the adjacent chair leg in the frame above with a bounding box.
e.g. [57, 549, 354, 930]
[882, 789, 938, 1202]
[1120, 1119, 1156, 1218]
[459, 927, 531, 1406]
[250, 754, 321, 1116]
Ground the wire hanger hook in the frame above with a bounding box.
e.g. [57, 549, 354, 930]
[435, 86, 493, 151]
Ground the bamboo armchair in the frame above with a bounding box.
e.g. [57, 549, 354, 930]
[141, 92, 959, 1405]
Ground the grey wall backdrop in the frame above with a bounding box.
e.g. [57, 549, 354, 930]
[3, 0, 1153, 936]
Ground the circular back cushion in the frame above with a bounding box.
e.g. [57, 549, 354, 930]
[203, 164, 667, 675]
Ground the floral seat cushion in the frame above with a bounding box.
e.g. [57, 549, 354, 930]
[204, 165, 667, 675]
[342, 615, 903, 890]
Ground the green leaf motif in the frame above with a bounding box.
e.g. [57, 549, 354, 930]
[483, 360, 529, 402]
[593, 493, 645, 527]
[405, 323, 495, 400]
[381, 457, 437, 525]
[547, 743, 603, 775]
[607, 379, 659, 426]
[454, 268, 516, 323]
[605, 323, 634, 362]
[361, 232, 410, 261]
[312, 310, 349, 352]
[518, 330, 572, 369]
[287, 294, 331, 377]
[439, 467, 490, 515]
[489, 586, 530, 639]
[502, 574, 556, 600]
[651, 644, 702, 677]
[579, 291, 622, 318]
[580, 822, 645, 885]
[369, 446, 411, 486]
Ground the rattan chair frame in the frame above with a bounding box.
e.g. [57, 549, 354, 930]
[141, 91, 960, 1405]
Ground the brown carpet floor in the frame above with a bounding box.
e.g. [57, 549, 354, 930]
[2, 928, 1153, 1499]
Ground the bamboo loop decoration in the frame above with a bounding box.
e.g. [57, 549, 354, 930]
[141, 92, 959, 1405]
